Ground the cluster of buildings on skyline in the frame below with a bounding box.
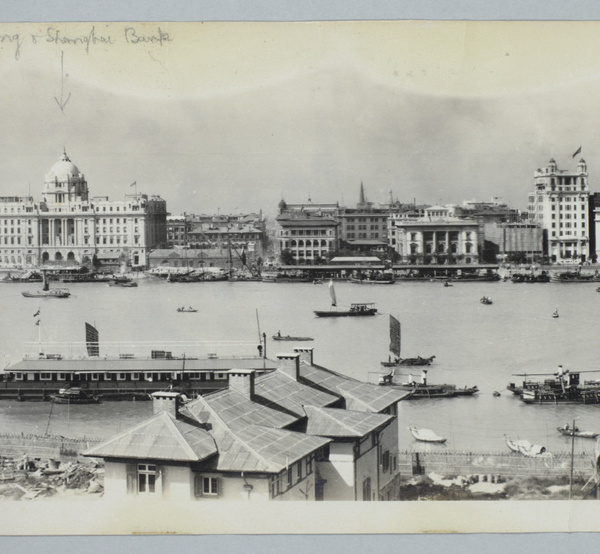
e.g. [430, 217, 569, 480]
[1, 151, 600, 272]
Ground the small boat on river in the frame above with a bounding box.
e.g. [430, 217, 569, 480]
[22, 272, 70, 299]
[408, 426, 447, 443]
[272, 333, 313, 341]
[177, 307, 198, 313]
[557, 424, 598, 439]
[51, 387, 100, 405]
[379, 368, 478, 398]
[480, 296, 493, 305]
[314, 280, 377, 317]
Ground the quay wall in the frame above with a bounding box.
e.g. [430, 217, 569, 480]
[397, 450, 593, 480]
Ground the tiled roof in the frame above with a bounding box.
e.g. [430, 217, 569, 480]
[254, 370, 341, 417]
[184, 389, 297, 430]
[83, 411, 217, 462]
[299, 363, 410, 413]
[304, 406, 394, 438]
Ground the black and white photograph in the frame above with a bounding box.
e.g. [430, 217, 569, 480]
[1, 18, 600, 536]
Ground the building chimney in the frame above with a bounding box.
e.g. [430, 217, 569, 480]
[228, 369, 256, 399]
[277, 353, 300, 381]
[293, 347, 314, 366]
[151, 391, 183, 418]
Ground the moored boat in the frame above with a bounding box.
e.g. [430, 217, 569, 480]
[505, 436, 549, 457]
[408, 426, 447, 443]
[21, 271, 70, 299]
[557, 425, 598, 439]
[511, 367, 600, 404]
[177, 307, 198, 313]
[272, 333, 313, 341]
[378, 368, 478, 398]
[51, 387, 100, 405]
[480, 296, 493, 305]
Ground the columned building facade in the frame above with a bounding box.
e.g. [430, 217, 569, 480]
[528, 158, 590, 263]
[0, 151, 167, 269]
[390, 216, 480, 264]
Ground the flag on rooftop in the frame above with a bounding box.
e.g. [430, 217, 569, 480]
[130, 181, 136, 187]
[572, 146, 582, 158]
[33, 308, 40, 317]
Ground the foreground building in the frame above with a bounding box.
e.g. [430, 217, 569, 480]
[84, 349, 408, 501]
[0, 150, 167, 269]
[528, 158, 590, 263]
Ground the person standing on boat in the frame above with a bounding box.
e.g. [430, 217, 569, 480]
[421, 369, 428, 385]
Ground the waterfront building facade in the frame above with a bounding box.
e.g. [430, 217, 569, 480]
[275, 201, 338, 264]
[528, 158, 590, 263]
[0, 151, 167, 269]
[389, 214, 481, 264]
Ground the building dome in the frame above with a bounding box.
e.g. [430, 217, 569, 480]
[278, 199, 288, 213]
[47, 150, 80, 180]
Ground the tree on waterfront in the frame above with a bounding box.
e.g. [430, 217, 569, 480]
[280, 249, 294, 265]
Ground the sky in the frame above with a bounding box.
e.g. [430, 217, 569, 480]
[1, 21, 600, 218]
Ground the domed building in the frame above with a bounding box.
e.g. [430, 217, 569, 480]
[0, 150, 167, 269]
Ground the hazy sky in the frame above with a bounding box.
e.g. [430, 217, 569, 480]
[1, 21, 600, 217]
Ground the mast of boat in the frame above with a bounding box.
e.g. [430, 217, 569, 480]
[256, 309, 266, 364]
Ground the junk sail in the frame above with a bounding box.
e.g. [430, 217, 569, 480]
[328, 279, 337, 307]
[389, 315, 401, 358]
[85, 323, 100, 357]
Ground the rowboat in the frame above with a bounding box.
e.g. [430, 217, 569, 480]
[557, 425, 598, 439]
[408, 426, 446, 443]
[272, 334, 314, 341]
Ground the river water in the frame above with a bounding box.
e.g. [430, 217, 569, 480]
[0, 275, 599, 455]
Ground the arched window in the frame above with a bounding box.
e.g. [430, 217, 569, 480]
[67, 252, 75, 260]
[55, 252, 63, 261]
[42, 252, 49, 262]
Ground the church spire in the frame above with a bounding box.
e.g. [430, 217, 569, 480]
[359, 181, 365, 204]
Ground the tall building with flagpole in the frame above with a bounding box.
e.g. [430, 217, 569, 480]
[0, 150, 167, 269]
[528, 157, 590, 263]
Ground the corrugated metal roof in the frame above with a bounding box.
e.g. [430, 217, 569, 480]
[83, 412, 217, 462]
[304, 406, 394, 438]
[211, 424, 329, 472]
[300, 363, 410, 413]
[254, 370, 340, 417]
[185, 389, 297, 430]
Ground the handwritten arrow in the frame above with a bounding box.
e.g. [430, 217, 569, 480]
[54, 51, 71, 113]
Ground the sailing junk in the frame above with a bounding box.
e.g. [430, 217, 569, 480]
[85, 323, 99, 357]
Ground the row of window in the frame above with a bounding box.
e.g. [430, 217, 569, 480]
[346, 233, 380, 239]
[269, 456, 313, 498]
[284, 230, 331, 237]
[346, 224, 382, 230]
[12, 371, 229, 381]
